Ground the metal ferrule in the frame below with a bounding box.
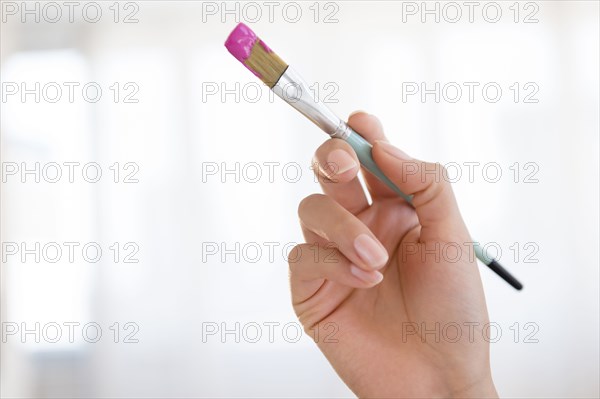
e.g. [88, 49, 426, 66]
[271, 67, 352, 140]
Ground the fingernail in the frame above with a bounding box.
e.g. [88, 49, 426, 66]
[353, 234, 389, 269]
[350, 264, 384, 285]
[326, 149, 357, 176]
[376, 140, 411, 160]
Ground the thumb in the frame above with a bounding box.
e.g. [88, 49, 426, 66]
[372, 140, 469, 242]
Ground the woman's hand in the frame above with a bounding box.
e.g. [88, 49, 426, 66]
[288, 112, 498, 398]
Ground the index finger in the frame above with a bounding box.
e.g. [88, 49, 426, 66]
[346, 112, 398, 199]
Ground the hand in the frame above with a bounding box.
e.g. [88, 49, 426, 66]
[288, 112, 498, 398]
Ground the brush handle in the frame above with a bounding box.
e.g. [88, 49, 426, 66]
[345, 128, 523, 290]
[345, 130, 413, 203]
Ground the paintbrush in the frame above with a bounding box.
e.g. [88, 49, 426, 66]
[224, 23, 523, 290]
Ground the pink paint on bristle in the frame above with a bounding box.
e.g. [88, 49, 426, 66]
[225, 23, 272, 78]
[224, 23, 257, 62]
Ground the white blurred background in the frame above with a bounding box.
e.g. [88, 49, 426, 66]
[1, 1, 598, 397]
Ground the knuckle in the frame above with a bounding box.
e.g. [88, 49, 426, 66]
[423, 162, 447, 185]
[297, 193, 326, 217]
[417, 162, 450, 206]
[437, 163, 449, 180]
[287, 243, 307, 268]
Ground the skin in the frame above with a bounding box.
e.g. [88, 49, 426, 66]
[288, 112, 498, 398]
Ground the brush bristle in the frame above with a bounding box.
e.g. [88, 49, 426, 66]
[225, 23, 288, 88]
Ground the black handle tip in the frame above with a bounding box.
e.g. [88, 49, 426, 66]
[487, 260, 523, 290]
